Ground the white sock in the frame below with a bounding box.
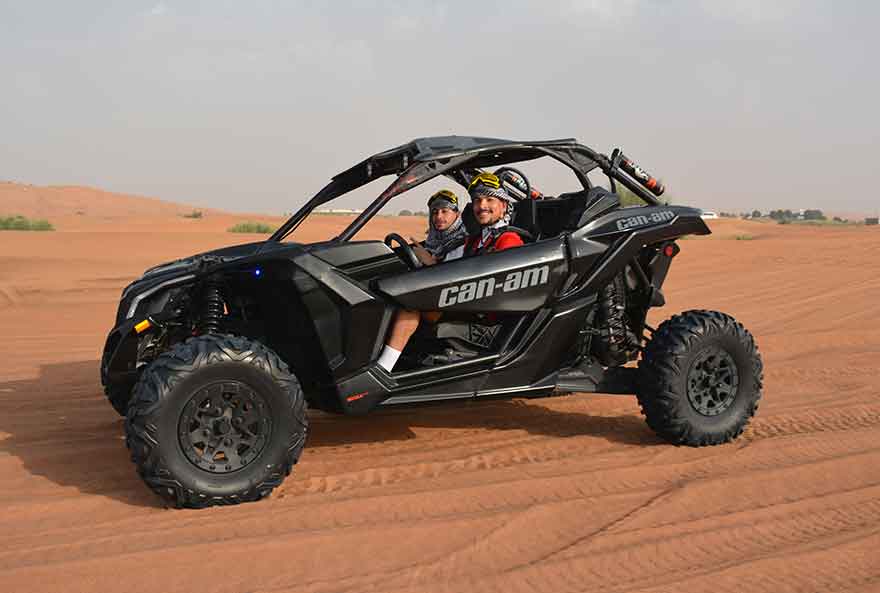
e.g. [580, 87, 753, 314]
[377, 345, 402, 372]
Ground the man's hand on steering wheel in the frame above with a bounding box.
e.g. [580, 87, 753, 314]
[384, 233, 423, 269]
[408, 237, 438, 266]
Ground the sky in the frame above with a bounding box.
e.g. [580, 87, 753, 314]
[1, 0, 878, 215]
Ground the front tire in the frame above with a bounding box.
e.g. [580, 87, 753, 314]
[637, 310, 763, 446]
[125, 334, 307, 508]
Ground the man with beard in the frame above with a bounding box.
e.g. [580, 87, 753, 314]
[463, 172, 525, 255]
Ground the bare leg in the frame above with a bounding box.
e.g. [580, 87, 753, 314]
[386, 309, 420, 350]
[378, 309, 421, 371]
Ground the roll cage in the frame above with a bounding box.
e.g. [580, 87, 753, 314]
[266, 136, 662, 247]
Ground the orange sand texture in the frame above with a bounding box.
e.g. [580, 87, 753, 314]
[1, 183, 878, 593]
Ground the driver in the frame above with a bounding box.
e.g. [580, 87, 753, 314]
[376, 176, 523, 373]
[410, 189, 467, 265]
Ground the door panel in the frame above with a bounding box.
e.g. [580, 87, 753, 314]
[375, 238, 569, 313]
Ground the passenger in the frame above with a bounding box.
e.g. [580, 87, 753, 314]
[410, 189, 467, 265]
[463, 172, 524, 255]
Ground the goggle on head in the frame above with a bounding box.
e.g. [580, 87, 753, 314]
[467, 172, 502, 193]
[428, 189, 459, 208]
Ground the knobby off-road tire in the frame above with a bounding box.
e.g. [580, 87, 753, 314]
[637, 310, 763, 446]
[125, 334, 307, 508]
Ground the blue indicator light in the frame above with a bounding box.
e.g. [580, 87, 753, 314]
[254, 268, 262, 277]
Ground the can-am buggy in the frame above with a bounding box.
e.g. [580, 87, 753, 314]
[101, 136, 763, 508]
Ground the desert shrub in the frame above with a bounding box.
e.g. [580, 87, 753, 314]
[616, 184, 645, 207]
[183, 210, 204, 219]
[735, 234, 755, 240]
[614, 183, 674, 207]
[228, 221, 277, 233]
[398, 209, 413, 217]
[0, 215, 54, 231]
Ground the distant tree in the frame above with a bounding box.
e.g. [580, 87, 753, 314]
[803, 209, 825, 221]
[398, 209, 413, 217]
[752, 210, 762, 219]
[770, 209, 799, 221]
[414, 210, 428, 217]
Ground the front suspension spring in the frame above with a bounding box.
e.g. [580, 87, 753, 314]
[199, 278, 224, 334]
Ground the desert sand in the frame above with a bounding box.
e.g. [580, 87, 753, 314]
[0, 185, 878, 593]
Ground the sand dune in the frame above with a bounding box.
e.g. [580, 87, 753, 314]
[0, 181, 211, 218]
[0, 206, 878, 593]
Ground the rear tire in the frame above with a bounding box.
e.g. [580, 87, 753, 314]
[637, 310, 762, 446]
[125, 334, 307, 508]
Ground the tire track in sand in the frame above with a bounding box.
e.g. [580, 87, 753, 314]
[279, 401, 880, 501]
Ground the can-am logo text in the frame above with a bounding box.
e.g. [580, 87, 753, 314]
[438, 265, 550, 308]
[616, 210, 675, 231]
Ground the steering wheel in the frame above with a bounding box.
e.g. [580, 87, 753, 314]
[384, 233, 422, 269]
[493, 167, 532, 201]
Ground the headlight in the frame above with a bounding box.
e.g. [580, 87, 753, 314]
[126, 275, 196, 319]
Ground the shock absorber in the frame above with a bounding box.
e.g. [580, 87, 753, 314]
[592, 272, 640, 367]
[199, 276, 224, 334]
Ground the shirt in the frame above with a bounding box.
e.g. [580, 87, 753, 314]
[464, 229, 525, 255]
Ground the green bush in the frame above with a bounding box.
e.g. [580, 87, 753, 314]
[228, 221, 277, 233]
[183, 210, 204, 219]
[0, 215, 54, 231]
[614, 183, 673, 207]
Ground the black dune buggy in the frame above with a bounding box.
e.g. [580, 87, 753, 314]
[101, 136, 763, 508]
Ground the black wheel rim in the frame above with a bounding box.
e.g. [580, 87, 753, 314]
[686, 347, 739, 416]
[178, 381, 272, 474]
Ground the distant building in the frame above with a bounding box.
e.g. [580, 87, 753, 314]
[700, 210, 719, 220]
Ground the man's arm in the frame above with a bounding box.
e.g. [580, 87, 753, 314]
[409, 238, 438, 266]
